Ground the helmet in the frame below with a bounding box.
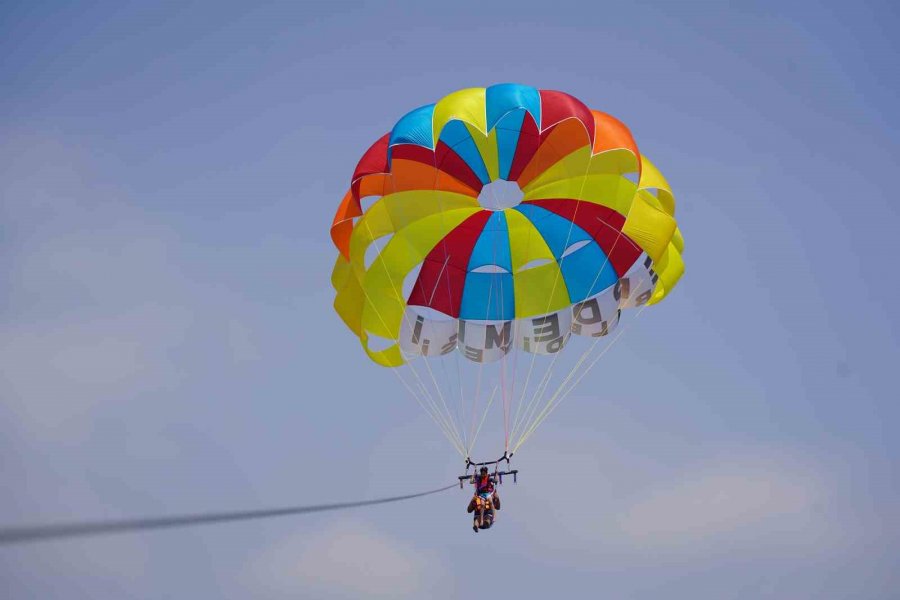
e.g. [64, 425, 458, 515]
[480, 466, 489, 475]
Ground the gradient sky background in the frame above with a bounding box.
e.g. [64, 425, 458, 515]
[2, 1, 898, 598]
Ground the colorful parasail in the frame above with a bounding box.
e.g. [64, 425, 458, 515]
[329, 84, 684, 461]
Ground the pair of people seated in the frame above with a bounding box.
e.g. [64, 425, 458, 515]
[467, 466, 500, 532]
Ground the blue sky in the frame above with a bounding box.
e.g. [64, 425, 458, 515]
[1, 1, 898, 598]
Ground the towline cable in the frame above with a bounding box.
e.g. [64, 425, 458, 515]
[0, 483, 458, 546]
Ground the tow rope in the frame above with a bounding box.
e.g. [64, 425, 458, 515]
[0, 483, 457, 545]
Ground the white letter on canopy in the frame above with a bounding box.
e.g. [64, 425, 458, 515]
[457, 320, 514, 363]
[517, 308, 572, 355]
[399, 307, 458, 358]
[571, 286, 621, 337]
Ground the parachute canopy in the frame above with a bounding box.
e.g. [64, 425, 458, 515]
[329, 84, 684, 458]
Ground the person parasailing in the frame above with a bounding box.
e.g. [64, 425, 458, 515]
[467, 466, 500, 532]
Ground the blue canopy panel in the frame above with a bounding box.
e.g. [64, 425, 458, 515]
[460, 212, 514, 321]
[459, 272, 514, 321]
[514, 204, 618, 303]
[438, 120, 491, 185]
[389, 104, 436, 148]
[486, 83, 541, 131]
[494, 110, 526, 181]
[486, 84, 540, 182]
[467, 212, 512, 271]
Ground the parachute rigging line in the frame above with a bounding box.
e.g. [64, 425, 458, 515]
[363, 218, 466, 455]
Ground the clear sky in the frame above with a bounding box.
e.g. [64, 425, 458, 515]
[1, 1, 898, 598]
